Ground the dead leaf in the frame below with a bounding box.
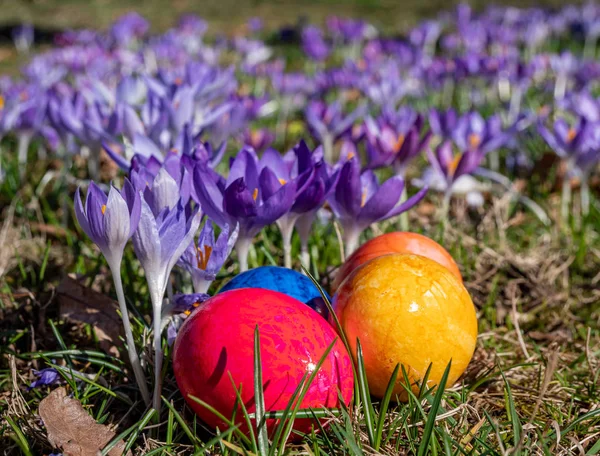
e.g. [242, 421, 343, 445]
[57, 276, 123, 357]
[39, 387, 131, 456]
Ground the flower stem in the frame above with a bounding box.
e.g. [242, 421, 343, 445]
[441, 190, 452, 237]
[561, 174, 572, 224]
[109, 262, 151, 406]
[323, 133, 334, 164]
[277, 216, 298, 269]
[300, 242, 310, 274]
[281, 224, 294, 269]
[554, 73, 567, 101]
[192, 278, 210, 294]
[150, 288, 164, 415]
[488, 151, 500, 172]
[398, 185, 408, 232]
[581, 175, 590, 218]
[18, 132, 32, 181]
[296, 214, 313, 273]
[236, 237, 251, 272]
[343, 228, 361, 257]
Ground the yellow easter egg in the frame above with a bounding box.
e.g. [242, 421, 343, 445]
[332, 254, 477, 400]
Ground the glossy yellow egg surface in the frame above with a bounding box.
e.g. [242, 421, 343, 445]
[332, 253, 478, 399]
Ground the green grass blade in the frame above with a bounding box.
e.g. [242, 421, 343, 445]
[276, 339, 338, 454]
[559, 408, 600, 438]
[161, 397, 202, 446]
[6, 416, 33, 456]
[269, 371, 309, 454]
[100, 408, 155, 455]
[39, 240, 51, 281]
[254, 326, 270, 456]
[374, 362, 400, 450]
[417, 360, 452, 456]
[227, 373, 258, 452]
[500, 369, 521, 448]
[48, 320, 73, 368]
[356, 338, 376, 446]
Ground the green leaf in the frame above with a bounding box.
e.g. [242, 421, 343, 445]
[500, 369, 521, 448]
[356, 338, 376, 446]
[254, 326, 270, 456]
[374, 363, 400, 450]
[418, 360, 452, 456]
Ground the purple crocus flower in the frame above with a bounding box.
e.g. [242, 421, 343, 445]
[132, 199, 201, 412]
[165, 293, 211, 345]
[247, 17, 264, 34]
[420, 140, 488, 215]
[289, 141, 340, 268]
[305, 100, 367, 162]
[452, 112, 510, 156]
[364, 109, 431, 175]
[302, 26, 331, 62]
[28, 368, 61, 389]
[12, 23, 34, 54]
[428, 108, 458, 139]
[177, 221, 239, 293]
[74, 179, 150, 404]
[538, 116, 600, 217]
[255, 142, 320, 267]
[328, 157, 427, 255]
[110, 12, 149, 46]
[194, 147, 296, 271]
[74, 180, 140, 267]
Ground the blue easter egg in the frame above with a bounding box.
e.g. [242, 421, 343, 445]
[218, 266, 330, 317]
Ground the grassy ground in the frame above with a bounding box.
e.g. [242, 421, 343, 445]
[1, 139, 599, 454]
[1, 2, 600, 455]
[0, 0, 588, 34]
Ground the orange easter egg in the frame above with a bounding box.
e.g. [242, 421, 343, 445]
[332, 254, 477, 400]
[333, 232, 462, 292]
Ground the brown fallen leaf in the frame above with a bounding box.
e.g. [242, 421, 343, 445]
[39, 387, 131, 456]
[57, 276, 123, 357]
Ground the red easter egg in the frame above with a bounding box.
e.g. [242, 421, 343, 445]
[173, 288, 354, 437]
[332, 232, 463, 291]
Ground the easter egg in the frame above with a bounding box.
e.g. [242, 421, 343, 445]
[332, 232, 462, 291]
[173, 288, 354, 437]
[332, 254, 477, 400]
[219, 266, 330, 317]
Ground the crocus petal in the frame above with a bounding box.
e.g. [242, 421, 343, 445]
[382, 186, 428, 220]
[103, 186, 130, 259]
[151, 168, 180, 214]
[193, 165, 228, 227]
[454, 149, 485, 180]
[102, 142, 130, 170]
[86, 183, 108, 250]
[357, 176, 404, 225]
[165, 208, 202, 280]
[133, 133, 163, 159]
[538, 123, 564, 157]
[132, 197, 163, 285]
[259, 167, 283, 201]
[334, 158, 362, 218]
[259, 148, 291, 178]
[292, 177, 325, 213]
[74, 186, 95, 245]
[250, 181, 297, 236]
[227, 147, 259, 190]
[436, 140, 454, 172]
[223, 178, 258, 219]
[360, 170, 379, 202]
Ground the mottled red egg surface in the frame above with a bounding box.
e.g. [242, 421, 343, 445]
[173, 288, 354, 437]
